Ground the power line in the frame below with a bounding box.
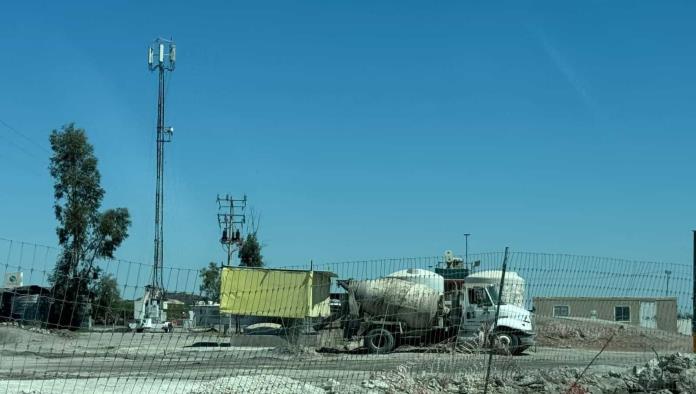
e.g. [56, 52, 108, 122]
[0, 118, 49, 154]
[0, 132, 40, 159]
[0, 119, 49, 178]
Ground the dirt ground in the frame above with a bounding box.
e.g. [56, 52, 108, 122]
[0, 323, 689, 393]
[535, 316, 691, 352]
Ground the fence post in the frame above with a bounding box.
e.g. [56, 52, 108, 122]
[484, 246, 509, 394]
[692, 231, 695, 353]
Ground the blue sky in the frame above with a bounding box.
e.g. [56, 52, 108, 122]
[1, 1, 695, 275]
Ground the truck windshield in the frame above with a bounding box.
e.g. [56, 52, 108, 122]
[486, 286, 504, 305]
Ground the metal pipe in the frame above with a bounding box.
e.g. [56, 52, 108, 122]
[691, 230, 696, 353]
[464, 233, 471, 267]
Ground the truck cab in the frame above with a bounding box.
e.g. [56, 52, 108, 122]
[455, 279, 535, 354]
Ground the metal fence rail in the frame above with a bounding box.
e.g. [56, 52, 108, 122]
[0, 237, 692, 393]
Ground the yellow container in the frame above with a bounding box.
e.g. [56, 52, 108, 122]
[220, 267, 334, 318]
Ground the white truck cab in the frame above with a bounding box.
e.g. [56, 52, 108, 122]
[456, 280, 534, 354]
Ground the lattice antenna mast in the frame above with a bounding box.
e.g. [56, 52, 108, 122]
[217, 194, 247, 266]
[148, 38, 176, 292]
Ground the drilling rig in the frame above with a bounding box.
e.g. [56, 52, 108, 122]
[129, 38, 176, 333]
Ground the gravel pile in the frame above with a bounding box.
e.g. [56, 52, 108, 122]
[188, 375, 325, 394]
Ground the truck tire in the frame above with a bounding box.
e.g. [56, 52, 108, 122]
[365, 328, 396, 354]
[493, 329, 521, 355]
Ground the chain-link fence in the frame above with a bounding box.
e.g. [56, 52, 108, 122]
[0, 237, 693, 393]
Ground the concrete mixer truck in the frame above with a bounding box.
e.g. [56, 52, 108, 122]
[338, 271, 534, 355]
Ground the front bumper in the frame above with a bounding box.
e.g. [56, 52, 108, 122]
[518, 330, 536, 347]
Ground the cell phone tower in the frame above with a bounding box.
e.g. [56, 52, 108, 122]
[148, 38, 176, 297]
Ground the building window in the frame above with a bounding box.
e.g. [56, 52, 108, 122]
[553, 305, 570, 317]
[615, 306, 630, 322]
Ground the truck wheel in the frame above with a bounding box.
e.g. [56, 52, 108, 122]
[493, 330, 520, 355]
[365, 328, 396, 354]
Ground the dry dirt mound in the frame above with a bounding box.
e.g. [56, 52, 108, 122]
[535, 316, 690, 352]
[0, 324, 73, 347]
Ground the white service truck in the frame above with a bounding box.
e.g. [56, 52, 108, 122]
[339, 273, 534, 354]
[128, 286, 173, 333]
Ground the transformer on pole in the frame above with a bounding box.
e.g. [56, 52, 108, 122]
[217, 194, 247, 267]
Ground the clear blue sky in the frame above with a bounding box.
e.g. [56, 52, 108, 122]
[1, 1, 695, 273]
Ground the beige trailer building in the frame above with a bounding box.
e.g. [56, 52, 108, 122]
[533, 296, 677, 333]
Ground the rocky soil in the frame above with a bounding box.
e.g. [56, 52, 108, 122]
[323, 353, 696, 393]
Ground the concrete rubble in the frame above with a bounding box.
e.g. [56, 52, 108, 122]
[324, 353, 696, 394]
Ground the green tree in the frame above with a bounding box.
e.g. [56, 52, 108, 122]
[91, 274, 121, 324]
[113, 299, 135, 325]
[238, 233, 263, 267]
[199, 262, 221, 302]
[48, 123, 131, 329]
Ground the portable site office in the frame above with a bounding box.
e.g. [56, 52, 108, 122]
[219, 267, 335, 319]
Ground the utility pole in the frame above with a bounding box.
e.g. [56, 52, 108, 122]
[218, 194, 246, 336]
[148, 38, 175, 298]
[464, 233, 471, 267]
[665, 270, 672, 297]
[484, 246, 509, 394]
[217, 194, 247, 266]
